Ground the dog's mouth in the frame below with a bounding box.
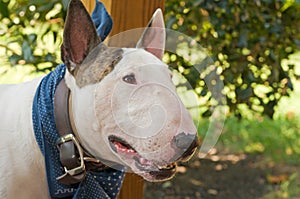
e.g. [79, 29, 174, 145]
[108, 135, 177, 181]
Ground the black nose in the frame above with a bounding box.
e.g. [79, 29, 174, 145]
[171, 132, 199, 161]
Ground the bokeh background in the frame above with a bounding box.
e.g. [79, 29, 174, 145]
[0, 0, 300, 198]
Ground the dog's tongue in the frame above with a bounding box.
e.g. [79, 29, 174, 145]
[112, 140, 157, 170]
[113, 141, 136, 154]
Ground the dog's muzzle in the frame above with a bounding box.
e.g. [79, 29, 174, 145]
[170, 132, 199, 162]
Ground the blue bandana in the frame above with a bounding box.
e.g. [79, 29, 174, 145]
[32, 2, 125, 198]
[92, 1, 113, 41]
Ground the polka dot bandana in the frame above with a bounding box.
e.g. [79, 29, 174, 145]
[32, 64, 125, 198]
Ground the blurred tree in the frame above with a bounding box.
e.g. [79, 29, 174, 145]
[165, 0, 300, 118]
[0, 0, 67, 72]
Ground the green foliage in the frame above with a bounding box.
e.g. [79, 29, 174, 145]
[0, 0, 67, 72]
[165, 0, 300, 118]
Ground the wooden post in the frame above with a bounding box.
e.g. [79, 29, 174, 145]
[81, 0, 165, 199]
[102, 0, 165, 48]
[101, 0, 165, 35]
[81, 0, 96, 14]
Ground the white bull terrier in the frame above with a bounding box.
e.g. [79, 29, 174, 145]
[0, 0, 199, 198]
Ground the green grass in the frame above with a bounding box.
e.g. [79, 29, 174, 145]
[219, 116, 299, 164]
[197, 114, 300, 164]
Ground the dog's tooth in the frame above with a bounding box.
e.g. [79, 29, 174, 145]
[127, 148, 135, 153]
[139, 157, 148, 165]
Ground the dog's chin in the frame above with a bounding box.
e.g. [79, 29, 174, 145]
[108, 135, 177, 182]
[135, 165, 177, 182]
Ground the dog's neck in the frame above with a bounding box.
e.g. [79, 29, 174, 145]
[64, 70, 124, 166]
[68, 93, 98, 159]
[68, 94, 79, 143]
[54, 78, 111, 185]
[55, 78, 100, 159]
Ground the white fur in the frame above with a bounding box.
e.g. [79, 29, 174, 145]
[67, 48, 197, 178]
[0, 77, 48, 198]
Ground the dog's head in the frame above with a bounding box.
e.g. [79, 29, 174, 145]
[62, 0, 199, 182]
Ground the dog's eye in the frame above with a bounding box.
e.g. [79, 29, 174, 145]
[122, 73, 136, 84]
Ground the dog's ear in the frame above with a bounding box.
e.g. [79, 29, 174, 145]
[61, 0, 101, 72]
[136, 9, 165, 60]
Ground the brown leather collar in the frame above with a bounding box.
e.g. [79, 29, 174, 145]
[54, 79, 108, 185]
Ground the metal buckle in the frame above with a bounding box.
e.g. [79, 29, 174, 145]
[56, 134, 85, 176]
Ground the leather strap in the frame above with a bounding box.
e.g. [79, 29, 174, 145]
[54, 79, 108, 185]
[54, 79, 73, 138]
